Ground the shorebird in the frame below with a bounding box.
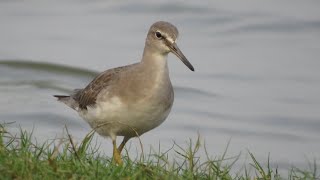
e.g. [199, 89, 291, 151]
[54, 21, 194, 165]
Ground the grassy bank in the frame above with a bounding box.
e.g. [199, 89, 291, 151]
[0, 125, 318, 180]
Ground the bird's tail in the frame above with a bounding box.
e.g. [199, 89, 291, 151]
[54, 95, 79, 111]
[54, 95, 70, 101]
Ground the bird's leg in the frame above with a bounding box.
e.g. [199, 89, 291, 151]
[118, 137, 130, 153]
[112, 139, 123, 165]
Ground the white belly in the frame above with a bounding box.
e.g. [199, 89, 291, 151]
[78, 96, 172, 138]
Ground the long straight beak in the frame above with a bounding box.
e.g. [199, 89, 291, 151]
[168, 42, 194, 71]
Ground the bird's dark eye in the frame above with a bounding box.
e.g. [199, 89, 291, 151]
[155, 31, 162, 39]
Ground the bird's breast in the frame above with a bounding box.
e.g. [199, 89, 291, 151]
[79, 64, 174, 137]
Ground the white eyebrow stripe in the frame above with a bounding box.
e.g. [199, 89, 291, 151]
[166, 37, 175, 44]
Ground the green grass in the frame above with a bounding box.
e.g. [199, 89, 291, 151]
[0, 124, 318, 180]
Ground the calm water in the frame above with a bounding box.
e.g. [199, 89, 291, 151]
[1, 0, 320, 172]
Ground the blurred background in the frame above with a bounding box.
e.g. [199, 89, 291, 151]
[0, 0, 319, 172]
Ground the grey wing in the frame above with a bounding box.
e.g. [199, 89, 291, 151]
[72, 64, 135, 110]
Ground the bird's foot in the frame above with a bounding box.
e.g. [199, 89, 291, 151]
[113, 141, 123, 165]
